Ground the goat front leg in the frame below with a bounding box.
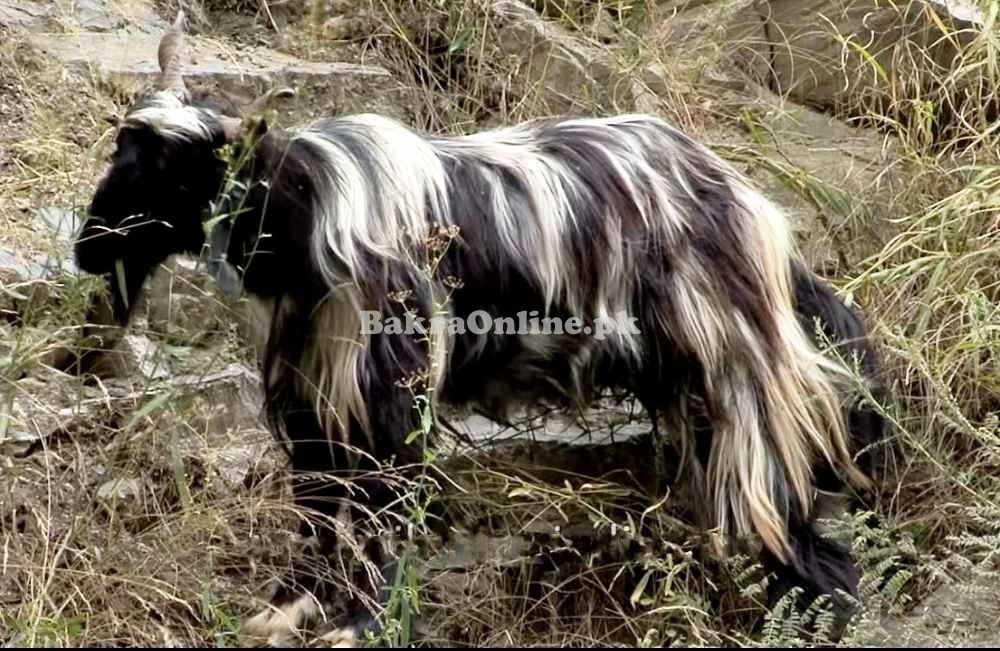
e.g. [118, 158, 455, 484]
[242, 402, 342, 646]
[243, 398, 420, 648]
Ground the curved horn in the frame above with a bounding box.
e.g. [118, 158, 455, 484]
[246, 87, 296, 116]
[218, 85, 295, 143]
[157, 10, 189, 100]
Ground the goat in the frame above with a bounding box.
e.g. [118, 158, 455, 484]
[68, 12, 888, 645]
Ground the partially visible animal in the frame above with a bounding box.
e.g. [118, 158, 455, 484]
[66, 12, 888, 645]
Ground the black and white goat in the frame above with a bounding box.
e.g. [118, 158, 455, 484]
[69, 12, 887, 645]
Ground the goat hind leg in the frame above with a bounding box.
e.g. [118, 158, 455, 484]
[761, 509, 861, 643]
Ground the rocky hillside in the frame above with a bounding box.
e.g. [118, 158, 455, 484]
[3, 0, 1000, 647]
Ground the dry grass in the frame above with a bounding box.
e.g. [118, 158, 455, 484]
[3, 0, 1000, 647]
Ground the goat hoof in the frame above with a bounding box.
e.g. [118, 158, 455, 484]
[319, 623, 362, 648]
[242, 593, 322, 647]
[319, 613, 384, 648]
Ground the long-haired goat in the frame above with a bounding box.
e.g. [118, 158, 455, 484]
[69, 12, 887, 645]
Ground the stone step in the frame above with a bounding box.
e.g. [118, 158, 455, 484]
[0, 0, 165, 33]
[25, 29, 392, 89]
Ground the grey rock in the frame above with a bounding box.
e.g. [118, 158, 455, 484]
[200, 438, 274, 489]
[321, 14, 378, 41]
[144, 256, 237, 345]
[166, 363, 265, 438]
[215, 442, 265, 486]
[0, 429, 44, 458]
[32, 207, 80, 276]
[4, 361, 262, 459]
[0, 247, 46, 284]
[96, 476, 146, 501]
[0, 0, 48, 28]
[63, 0, 117, 31]
[23, 26, 410, 124]
[26, 29, 393, 92]
[0, 207, 81, 305]
[0, 244, 72, 319]
[710, 85, 905, 269]
[487, 0, 637, 114]
[122, 334, 172, 380]
[36, 207, 81, 245]
[0, 0, 165, 33]
[758, 0, 983, 113]
[442, 395, 649, 447]
[654, 0, 987, 115]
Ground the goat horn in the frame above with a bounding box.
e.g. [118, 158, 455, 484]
[157, 10, 189, 100]
[247, 87, 296, 116]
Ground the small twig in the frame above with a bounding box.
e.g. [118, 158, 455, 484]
[259, 0, 280, 33]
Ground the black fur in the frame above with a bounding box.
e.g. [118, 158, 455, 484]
[56, 100, 228, 375]
[791, 261, 887, 488]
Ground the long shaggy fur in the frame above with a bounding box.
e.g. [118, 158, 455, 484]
[75, 65, 886, 638]
[210, 110, 868, 563]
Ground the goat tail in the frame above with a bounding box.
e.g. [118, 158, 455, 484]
[670, 180, 870, 565]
